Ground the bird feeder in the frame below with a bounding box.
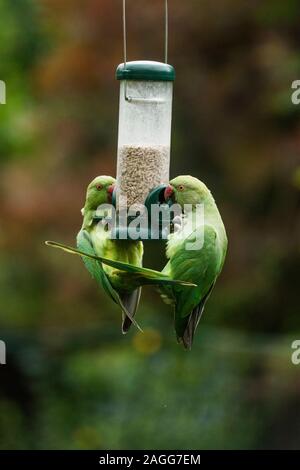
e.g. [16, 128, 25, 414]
[111, 0, 175, 239]
[116, 60, 174, 211]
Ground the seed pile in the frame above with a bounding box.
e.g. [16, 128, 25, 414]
[117, 145, 170, 209]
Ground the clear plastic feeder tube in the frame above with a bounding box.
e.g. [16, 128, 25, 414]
[116, 61, 175, 210]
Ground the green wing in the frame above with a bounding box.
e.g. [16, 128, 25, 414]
[76, 230, 142, 332]
[169, 224, 225, 349]
[77, 229, 114, 303]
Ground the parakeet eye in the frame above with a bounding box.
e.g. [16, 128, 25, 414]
[96, 184, 103, 191]
[178, 185, 185, 191]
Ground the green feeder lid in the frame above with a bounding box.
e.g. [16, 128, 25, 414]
[116, 60, 175, 82]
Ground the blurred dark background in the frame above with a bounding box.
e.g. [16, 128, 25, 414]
[0, 0, 300, 449]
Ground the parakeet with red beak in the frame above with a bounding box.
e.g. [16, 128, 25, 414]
[46, 175, 195, 333]
[161, 175, 228, 349]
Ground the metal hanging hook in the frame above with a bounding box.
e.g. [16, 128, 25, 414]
[122, 0, 169, 103]
[164, 0, 168, 64]
[122, 0, 169, 66]
[123, 0, 127, 68]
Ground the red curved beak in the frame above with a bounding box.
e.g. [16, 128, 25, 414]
[107, 184, 115, 203]
[164, 184, 174, 202]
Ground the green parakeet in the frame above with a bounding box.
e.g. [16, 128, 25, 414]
[46, 175, 196, 334]
[160, 175, 228, 349]
[77, 175, 143, 332]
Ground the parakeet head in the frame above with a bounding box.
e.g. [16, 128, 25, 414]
[85, 175, 116, 209]
[164, 175, 211, 207]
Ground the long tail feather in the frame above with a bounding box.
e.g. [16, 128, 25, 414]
[45, 241, 197, 288]
[111, 286, 143, 333]
[120, 288, 141, 334]
[177, 283, 215, 350]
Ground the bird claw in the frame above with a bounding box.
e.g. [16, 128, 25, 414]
[172, 215, 182, 225]
[172, 215, 183, 233]
[100, 218, 112, 231]
[173, 223, 182, 233]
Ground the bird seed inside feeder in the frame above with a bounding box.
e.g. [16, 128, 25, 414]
[117, 144, 170, 210]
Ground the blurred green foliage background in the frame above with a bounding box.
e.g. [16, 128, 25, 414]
[0, 0, 300, 449]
